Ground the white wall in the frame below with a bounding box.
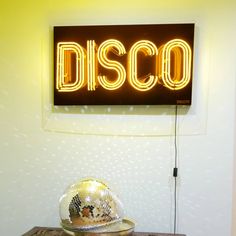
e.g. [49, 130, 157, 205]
[0, 1, 236, 236]
[233, 144, 236, 236]
[233, 82, 236, 236]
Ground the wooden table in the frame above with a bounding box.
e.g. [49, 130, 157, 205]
[22, 227, 186, 236]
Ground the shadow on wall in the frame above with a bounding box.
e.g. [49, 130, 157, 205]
[51, 105, 190, 116]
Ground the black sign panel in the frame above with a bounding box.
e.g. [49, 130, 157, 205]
[54, 24, 194, 105]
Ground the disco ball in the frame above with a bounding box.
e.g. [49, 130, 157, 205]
[59, 178, 135, 236]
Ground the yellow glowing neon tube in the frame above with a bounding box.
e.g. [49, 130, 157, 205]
[128, 40, 158, 91]
[161, 39, 192, 90]
[56, 42, 85, 92]
[97, 39, 126, 90]
[171, 47, 182, 82]
[87, 40, 97, 91]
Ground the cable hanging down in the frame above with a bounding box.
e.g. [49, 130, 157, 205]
[173, 104, 178, 235]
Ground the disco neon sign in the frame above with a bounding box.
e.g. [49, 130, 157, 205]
[54, 24, 194, 105]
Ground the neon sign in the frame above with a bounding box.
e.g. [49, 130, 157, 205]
[54, 24, 194, 105]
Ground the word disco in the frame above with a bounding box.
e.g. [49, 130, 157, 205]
[56, 39, 192, 92]
[54, 24, 194, 105]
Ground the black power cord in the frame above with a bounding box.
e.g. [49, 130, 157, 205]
[173, 104, 178, 235]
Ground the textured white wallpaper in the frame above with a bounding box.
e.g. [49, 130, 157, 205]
[0, 1, 236, 236]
